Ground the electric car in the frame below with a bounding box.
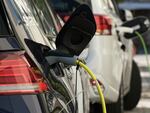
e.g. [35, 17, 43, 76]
[0, 0, 96, 113]
[49, 0, 150, 112]
[0, 0, 74, 113]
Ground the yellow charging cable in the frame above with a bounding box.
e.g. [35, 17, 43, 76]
[76, 60, 107, 113]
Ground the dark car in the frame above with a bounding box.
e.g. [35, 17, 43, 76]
[0, 0, 75, 113]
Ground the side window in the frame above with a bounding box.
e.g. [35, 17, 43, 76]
[13, 0, 57, 37]
[107, 0, 117, 14]
[31, 0, 57, 36]
[46, 1, 62, 32]
[0, 1, 13, 36]
[0, 1, 21, 51]
[111, 0, 122, 17]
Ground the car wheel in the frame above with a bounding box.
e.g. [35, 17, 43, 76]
[90, 96, 123, 113]
[123, 60, 142, 110]
[106, 95, 124, 113]
[90, 102, 103, 113]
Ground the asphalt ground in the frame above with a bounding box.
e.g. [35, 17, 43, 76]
[125, 55, 150, 113]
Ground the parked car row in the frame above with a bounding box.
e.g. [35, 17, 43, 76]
[49, 0, 149, 113]
[0, 0, 149, 113]
[119, 0, 150, 54]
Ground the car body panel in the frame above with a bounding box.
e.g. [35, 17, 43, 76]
[0, 95, 43, 113]
[81, 35, 123, 102]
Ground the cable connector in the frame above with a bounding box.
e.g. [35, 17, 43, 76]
[45, 50, 78, 65]
[116, 26, 134, 34]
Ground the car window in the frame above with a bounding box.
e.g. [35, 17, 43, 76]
[0, 2, 13, 36]
[13, 0, 57, 37]
[31, 0, 56, 35]
[103, 0, 118, 14]
[0, 37, 20, 51]
[0, 1, 20, 51]
[111, 0, 121, 16]
[46, 1, 62, 32]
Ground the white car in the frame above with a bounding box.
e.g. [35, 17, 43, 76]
[49, 0, 149, 113]
[79, 0, 143, 112]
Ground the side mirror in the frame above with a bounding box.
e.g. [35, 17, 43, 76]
[56, 4, 96, 56]
[121, 16, 150, 39]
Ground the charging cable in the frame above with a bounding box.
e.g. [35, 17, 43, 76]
[45, 54, 107, 113]
[135, 31, 150, 73]
[76, 60, 107, 113]
[57, 59, 107, 113]
[59, 91, 85, 113]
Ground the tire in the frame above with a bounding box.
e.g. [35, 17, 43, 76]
[90, 77, 124, 113]
[90, 96, 123, 113]
[90, 103, 102, 113]
[123, 60, 142, 110]
[106, 95, 123, 113]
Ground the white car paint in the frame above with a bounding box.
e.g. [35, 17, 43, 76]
[80, 0, 134, 103]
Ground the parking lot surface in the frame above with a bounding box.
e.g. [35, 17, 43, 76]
[125, 55, 150, 113]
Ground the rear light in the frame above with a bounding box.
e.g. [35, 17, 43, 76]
[90, 79, 103, 86]
[61, 14, 112, 35]
[0, 52, 48, 95]
[94, 15, 112, 35]
[62, 15, 70, 22]
[58, 13, 70, 22]
[90, 79, 105, 92]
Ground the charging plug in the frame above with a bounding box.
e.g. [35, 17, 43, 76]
[45, 50, 77, 65]
[116, 26, 134, 34]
